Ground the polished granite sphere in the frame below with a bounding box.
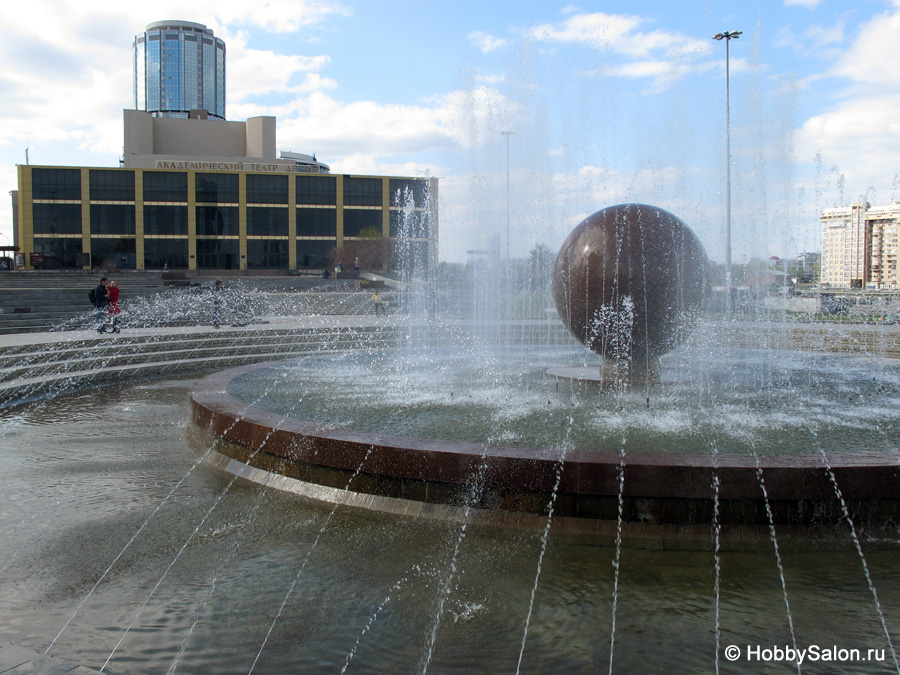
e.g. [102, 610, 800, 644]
[552, 204, 709, 374]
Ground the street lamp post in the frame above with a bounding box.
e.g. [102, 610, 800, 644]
[501, 131, 513, 270]
[713, 30, 741, 312]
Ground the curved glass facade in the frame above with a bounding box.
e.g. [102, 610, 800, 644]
[134, 21, 225, 121]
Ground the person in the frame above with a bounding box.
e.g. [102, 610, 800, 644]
[372, 290, 385, 316]
[212, 279, 223, 328]
[337, 261, 344, 275]
[107, 280, 121, 333]
[354, 257, 360, 278]
[93, 277, 110, 333]
[323, 267, 331, 279]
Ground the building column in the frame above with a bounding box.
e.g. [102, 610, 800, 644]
[335, 174, 344, 248]
[288, 174, 297, 270]
[239, 173, 247, 270]
[81, 168, 91, 269]
[134, 170, 145, 270]
[187, 173, 197, 270]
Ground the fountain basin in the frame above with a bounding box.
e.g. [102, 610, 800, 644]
[191, 356, 900, 532]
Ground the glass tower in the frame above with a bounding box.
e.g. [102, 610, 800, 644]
[134, 21, 226, 121]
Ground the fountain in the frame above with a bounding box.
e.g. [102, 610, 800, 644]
[3, 36, 900, 675]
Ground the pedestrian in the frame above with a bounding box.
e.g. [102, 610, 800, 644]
[354, 257, 360, 278]
[212, 279, 223, 328]
[93, 277, 110, 333]
[372, 290, 385, 316]
[107, 280, 122, 333]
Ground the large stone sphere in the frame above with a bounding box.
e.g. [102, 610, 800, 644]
[552, 203, 709, 373]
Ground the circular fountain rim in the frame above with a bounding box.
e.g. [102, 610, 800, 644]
[190, 360, 900, 528]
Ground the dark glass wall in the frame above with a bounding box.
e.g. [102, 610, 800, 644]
[144, 205, 188, 235]
[389, 179, 428, 207]
[390, 210, 430, 238]
[32, 168, 81, 200]
[33, 203, 82, 235]
[196, 173, 239, 202]
[296, 175, 336, 205]
[343, 177, 382, 207]
[246, 175, 288, 204]
[90, 205, 136, 235]
[91, 238, 137, 269]
[90, 170, 135, 201]
[144, 239, 189, 269]
[247, 240, 288, 268]
[296, 240, 334, 268]
[32, 237, 82, 268]
[196, 239, 239, 269]
[196, 206, 238, 236]
[143, 171, 188, 202]
[296, 208, 336, 237]
[343, 209, 381, 237]
[246, 207, 288, 236]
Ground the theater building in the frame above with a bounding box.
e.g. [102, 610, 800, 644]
[13, 110, 437, 272]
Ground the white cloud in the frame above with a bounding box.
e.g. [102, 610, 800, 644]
[468, 31, 507, 53]
[785, 0, 823, 8]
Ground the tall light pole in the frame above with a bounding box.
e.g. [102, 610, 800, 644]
[713, 30, 741, 312]
[501, 131, 514, 269]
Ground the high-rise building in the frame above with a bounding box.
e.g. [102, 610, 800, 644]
[134, 21, 226, 121]
[821, 202, 900, 289]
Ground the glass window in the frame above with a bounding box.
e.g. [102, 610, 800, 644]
[143, 172, 187, 202]
[390, 179, 429, 207]
[247, 240, 288, 269]
[33, 203, 82, 235]
[343, 209, 381, 237]
[247, 206, 288, 236]
[296, 240, 335, 269]
[297, 208, 336, 237]
[196, 239, 239, 269]
[343, 177, 382, 207]
[196, 173, 239, 202]
[196, 206, 239, 236]
[90, 170, 135, 201]
[144, 239, 189, 269]
[390, 210, 430, 238]
[144, 205, 188, 235]
[297, 175, 336, 205]
[32, 237, 82, 269]
[246, 174, 288, 204]
[32, 168, 81, 200]
[90, 238, 137, 269]
[90, 205, 135, 235]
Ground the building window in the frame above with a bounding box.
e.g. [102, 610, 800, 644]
[247, 240, 288, 268]
[196, 173, 239, 202]
[32, 237, 82, 268]
[143, 171, 187, 202]
[247, 207, 288, 236]
[390, 179, 428, 207]
[90, 238, 137, 269]
[144, 205, 188, 235]
[90, 205, 136, 235]
[296, 240, 335, 269]
[32, 168, 81, 200]
[196, 206, 238, 236]
[344, 177, 382, 207]
[297, 208, 336, 237]
[90, 170, 135, 201]
[297, 175, 336, 205]
[33, 203, 82, 235]
[246, 174, 288, 204]
[343, 209, 381, 237]
[390, 210, 430, 238]
[144, 239, 189, 269]
[196, 239, 239, 269]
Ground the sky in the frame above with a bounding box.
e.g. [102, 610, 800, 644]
[2, 0, 899, 264]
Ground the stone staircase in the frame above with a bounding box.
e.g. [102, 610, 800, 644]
[0, 271, 392, 334]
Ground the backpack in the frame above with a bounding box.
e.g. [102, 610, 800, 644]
[88, 288, 97, 305]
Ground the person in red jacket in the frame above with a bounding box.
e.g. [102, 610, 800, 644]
[107, 280, 121, 333]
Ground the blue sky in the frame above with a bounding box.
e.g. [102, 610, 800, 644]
[2, 0, 899, 263]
